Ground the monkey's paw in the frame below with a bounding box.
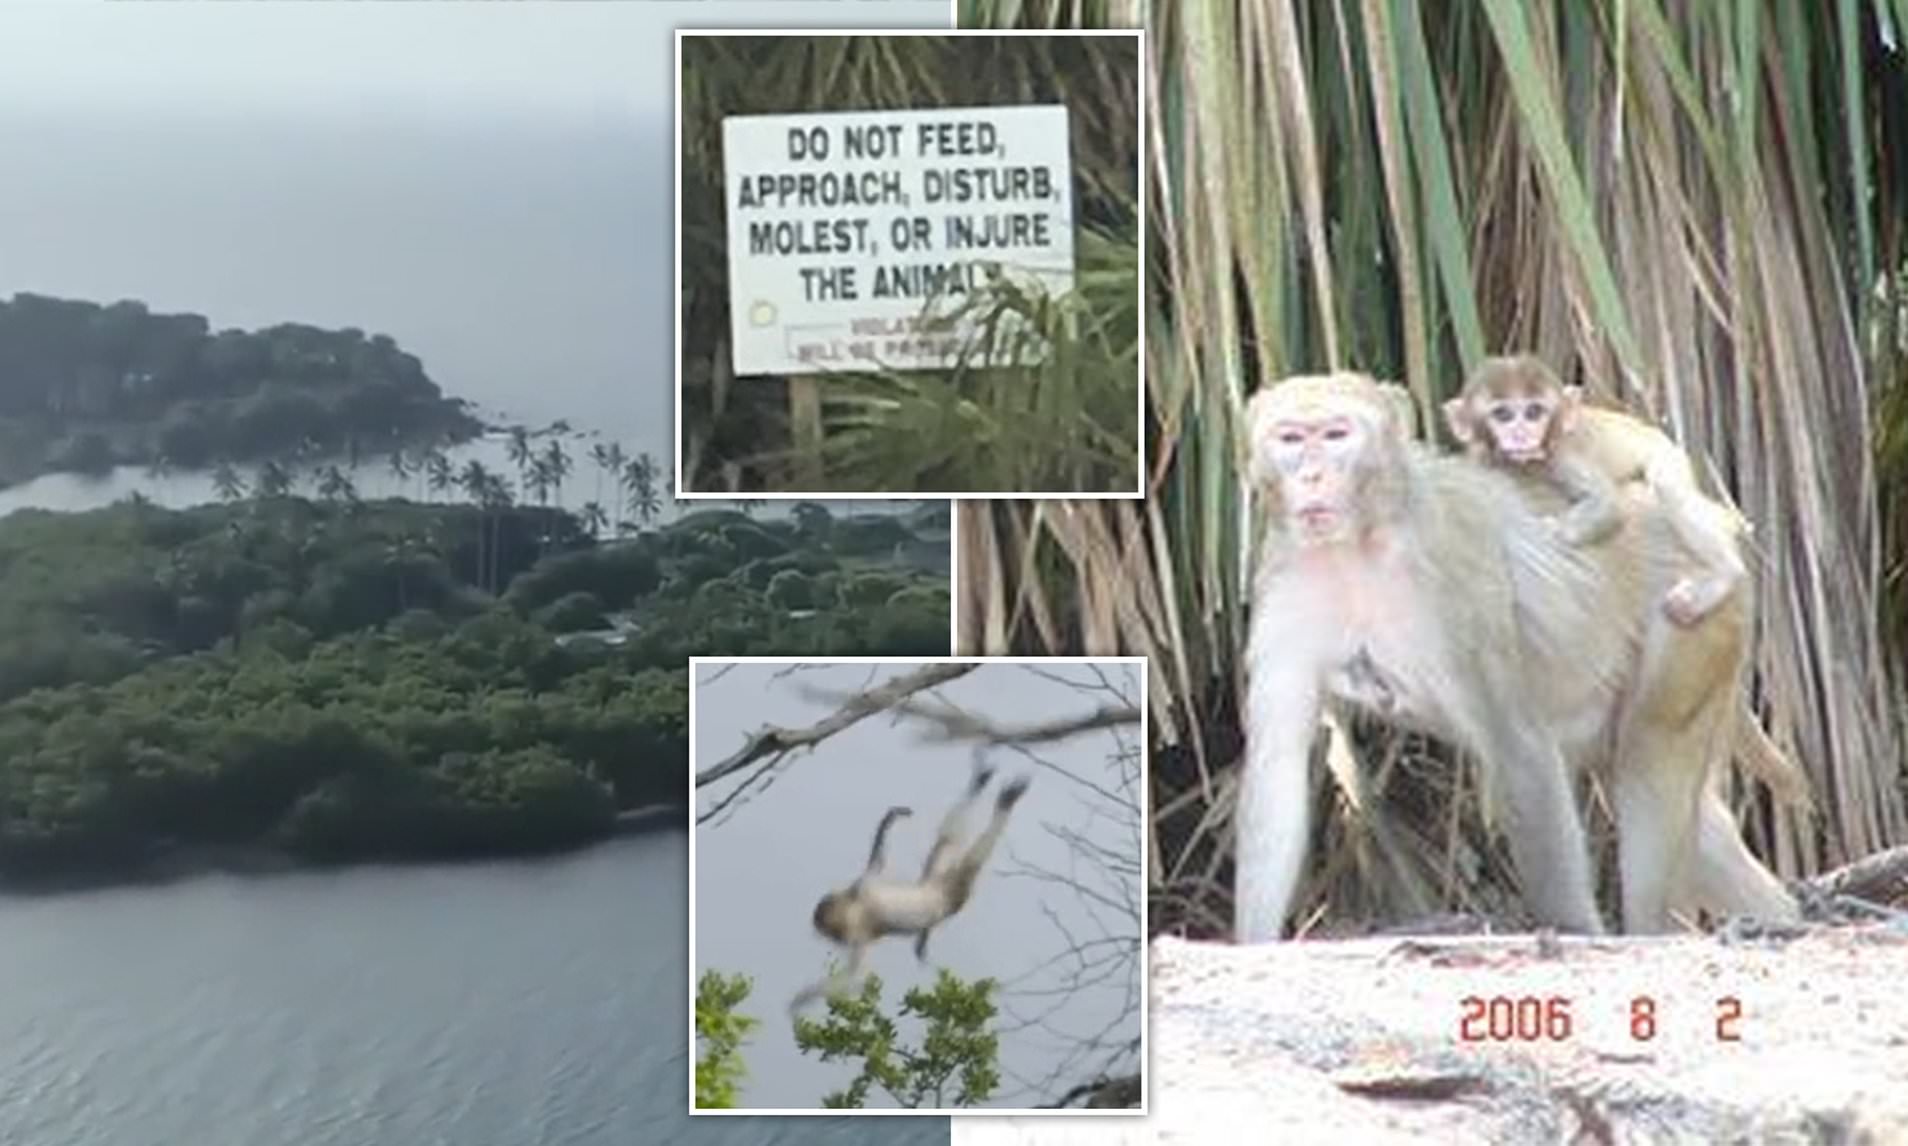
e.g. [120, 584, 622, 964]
[1662, 577, 1728, 627]
[998, 776, 1031, 809]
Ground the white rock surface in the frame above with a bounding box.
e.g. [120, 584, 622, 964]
[953, 927, 1908, 1144]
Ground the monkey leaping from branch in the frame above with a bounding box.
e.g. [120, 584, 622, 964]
[791, 762, 1030, 1015]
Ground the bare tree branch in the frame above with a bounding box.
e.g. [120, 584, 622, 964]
[807, 689, 1140, 748]
[695, 663, 977, 789]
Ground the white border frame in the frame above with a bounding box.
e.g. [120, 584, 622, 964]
[672, 28, 1148, 501]
[686, 655, 1151, 1117]
[947, 499, 962, 653]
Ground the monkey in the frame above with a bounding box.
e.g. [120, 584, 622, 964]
[1431, 364, 1810, 810]
[1442, 355, 1748, 628]
[791, 763, 1031, 1014]
[1237, 370, 1797, 940]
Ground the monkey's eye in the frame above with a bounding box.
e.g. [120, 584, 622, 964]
[1523, 403, 1548, 420]
[1276, 429, 1304, 445]
[1489, 406, 1515, 423]
[1322, 425, 1350, 442]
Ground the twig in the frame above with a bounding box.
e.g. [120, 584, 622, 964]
[694, 663, 977, 788]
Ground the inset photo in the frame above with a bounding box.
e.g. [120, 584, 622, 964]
[675, 31, 1143, 498]
[689, 657, 1147, 1114]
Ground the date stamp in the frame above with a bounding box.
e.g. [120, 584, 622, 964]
[1457, 993, 1745, 1043]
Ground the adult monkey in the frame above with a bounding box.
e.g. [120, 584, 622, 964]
[791, 762, 1030, 1013]
[1235, 371, 1796, 940]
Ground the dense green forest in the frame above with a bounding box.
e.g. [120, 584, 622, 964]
[0, 493, 948, 884]
[0, 292, 481, 485]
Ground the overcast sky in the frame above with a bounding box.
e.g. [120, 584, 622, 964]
[693, 660, 1145, 1111]
[0, 1, 950, 126]
[0, 0, 949, 456]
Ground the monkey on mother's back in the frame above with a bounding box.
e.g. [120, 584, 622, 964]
[1236, 371, 1797, 940]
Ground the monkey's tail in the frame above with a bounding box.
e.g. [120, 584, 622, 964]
[1732, 703, 1813, 810]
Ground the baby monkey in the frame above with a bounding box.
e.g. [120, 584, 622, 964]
[1443, 354, 1746, 627]
[791, 762, 1030, 1014]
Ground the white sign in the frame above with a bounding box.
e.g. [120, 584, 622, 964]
[721, 104, 1075, 376]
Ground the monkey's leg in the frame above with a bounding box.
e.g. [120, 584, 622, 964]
[789, 942, 868, 1016]
[1685, 787, 1799, 924]
[919, 761, 997, 883]
[1648, 463, 1747, 627]
[930, 775, 1030, 928]
[1235, 666, 1323, 943]
[912, 766, 1010, 962]
[1483, 718, 1607, 934]
[1605, 750, 1709, 934]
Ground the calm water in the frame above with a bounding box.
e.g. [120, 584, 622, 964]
[0, 835, 947, 1146]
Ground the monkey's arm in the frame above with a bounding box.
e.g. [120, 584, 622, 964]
[862, 806, 912, 877]
[1549, 453, 1624, 546]
[1235, 652, 1322, 943]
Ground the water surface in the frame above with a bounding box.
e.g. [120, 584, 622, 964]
[0, 835, 945, 1146]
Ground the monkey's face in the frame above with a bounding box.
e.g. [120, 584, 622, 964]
[812, 891, 851, 943]
[1247, 375, 1396, 545]
[1475, 393, 1559, 463]
[1447, 356, 1573, 465]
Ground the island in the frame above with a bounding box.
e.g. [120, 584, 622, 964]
[0, 481, 950, 887]
[0, 292, 483, 486]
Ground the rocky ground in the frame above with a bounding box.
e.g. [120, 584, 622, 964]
[955, 925, 1908, 1145]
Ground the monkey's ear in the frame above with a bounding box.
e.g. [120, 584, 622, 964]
[1442, 397, 1473, 444]
[1374, 382, 1419, 442]
[1243, 386, 1271, 425]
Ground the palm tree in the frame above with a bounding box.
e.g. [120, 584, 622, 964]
[479, 471, 515, 595]
[254, 460, 293, 500]
[590, 441, 611, 506]
[505, 426, 532, 488]
[580, 500, 609, 539]
[622, 452, 662, 529]
[145, 454, 173, 485]
[456, 459, 490, 505]
[458, 459, 495, 590]
[387, 449, 412, 493]
[316, 464, 357, 505]
[527, 454, 555, 508]
[540, 437, 573, 508]
[595, 441, 629, 533]
[425, 448, 454, 502]
[212, 461, 246, 503]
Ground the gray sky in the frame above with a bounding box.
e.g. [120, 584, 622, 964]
[0, 1, 951, 126]
[693, 661, 1145, 1111]
[0, 0, 948, 449]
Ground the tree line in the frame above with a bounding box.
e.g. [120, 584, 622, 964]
[0, 493, 948, 882]
[0, 292, 480, 483]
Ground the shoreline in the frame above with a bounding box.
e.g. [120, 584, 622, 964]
[0, 802, 690, 898]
